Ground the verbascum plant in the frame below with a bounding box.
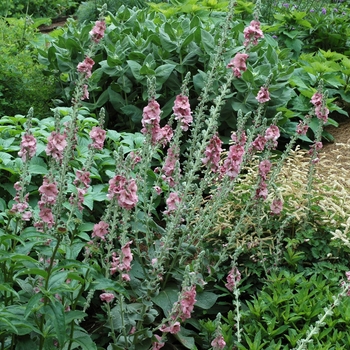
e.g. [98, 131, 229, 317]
[2, 1, 350, 350]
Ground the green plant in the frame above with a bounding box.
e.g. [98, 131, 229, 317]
[0, 0, 78, 18]
[0, 18, 56, 118]
[1, 1, 350, 349]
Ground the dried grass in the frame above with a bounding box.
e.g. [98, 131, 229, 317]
[211, 144, 350, 249]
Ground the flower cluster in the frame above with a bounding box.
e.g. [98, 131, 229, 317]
[256, 86, 271, 103]
[36, 177, 58, 230]
[227, 53, 249, 78]
[211, 335, 226, 350]
[158, 285, 197, 339]
[173, 94, 193, 131]
[108, 175, 138, 210]
[311, 92, 329, 123]
[100, 292, 114, 303]
[89, 20, 106, 43]
[221, 144, 245, 179]
[69, 170, 91, 211]
[202, 133, 223, 172]
[110, 241, 133, 281]
[18, 133, 36, 161]
[92, 221, 109, 240]
[251, 125, 280, 152]
[225, 267, 241, 292]
[77, 57, 95, 79]
[90, 126, 106, 150]
[161, 146, 180, 187]
[270, 198, 284, 215]
[46, 131, 67, 161]
[243, 20, 264, 47]
[141, 99, 173, 146]
[256, 159, 272, 200]
[11, 182, 32, 221]
[164, 192, 181, 215]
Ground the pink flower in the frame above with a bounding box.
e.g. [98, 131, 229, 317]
[162, 146, 178, 176]
[89, 20, 106, 43]
[315, 105, 329, 123]
[142, 99, 161, 128]
[39, 178, 58, 205]
[225, 267, 241, 291]
[46, 131, 67, 161]
[251, 135, 266, 151]
[227, 53, 249, 78]
[74, 170, 91, 188]
[270, 198, 283, 215]
[90, 126, 106, 150]
[231, 131, 247, 146]
[179, 285, 196, 321]
[18, 133, 36, 161]
[310, 92, 323, 106]
[108, 176, 138, 210]
[81, 84, 89, 100]
[211, 335, 226, 350]
[77, 57, 95, 79]
[121, 240, 133, 272]
[256, 180, 268, 199]
[154, 186, 162, 195]
[202, 134, 223, 172]
[152, 335, 165, 350]
[173, 94, 192, 131]
[243, 20, 264, 47]
[159, 124, 174, 146]
[118, 179, 138, 209]
[265, 125, 280, 141]
[39, 207, 54, 227]
[92, 221, 109, 240]
[100, 292, 114, 303]
[160, 321, 181, 334]
[296, 121, 309, 135]
[256, 86, 271, 103]
[258, 159, 272, 180]
[345, 271, 350, 282]
[122, 273, 131, 281]
[221, 144, 244, 179]
[22, 211, 32, 221]
[164, 192, 181, 214]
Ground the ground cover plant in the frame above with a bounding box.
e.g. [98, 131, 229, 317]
[1, 0, 350, 349]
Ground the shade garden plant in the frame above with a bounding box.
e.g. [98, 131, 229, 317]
[1, 0, 350, 349]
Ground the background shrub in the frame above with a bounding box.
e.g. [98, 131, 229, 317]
[0, 18, 56, 118]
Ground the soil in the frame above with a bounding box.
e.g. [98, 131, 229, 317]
[38, 17, 69, 33]
[320, 113, 350, 170]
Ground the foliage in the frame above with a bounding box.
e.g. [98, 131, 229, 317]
[75, 0, 154, 24]
[261, 0, 350, 56]
[0, 18, 56, 118]
[1, 1, 350, 349]
[0, 0, 78, 18]
[39, 5, 307, 142]
[235, 270, 350, 349]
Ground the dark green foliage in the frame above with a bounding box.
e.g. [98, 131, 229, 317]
[0, 18, 56, 118]
[0, 0, 78, 18]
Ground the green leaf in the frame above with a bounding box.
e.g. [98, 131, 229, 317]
[64, 330, 97, 350]
[155, 64, 176, 85]
[127, 60, 143, 81]
[174, 327, 197, 350]
[195, 291, 218, 309]
[46, 301, 66, 347]
[200, 29, 214, 54]
[152, 284, 179, 316]
[120, 105, 143, 123]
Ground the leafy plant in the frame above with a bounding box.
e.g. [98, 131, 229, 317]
[0, 18, 56, 118]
